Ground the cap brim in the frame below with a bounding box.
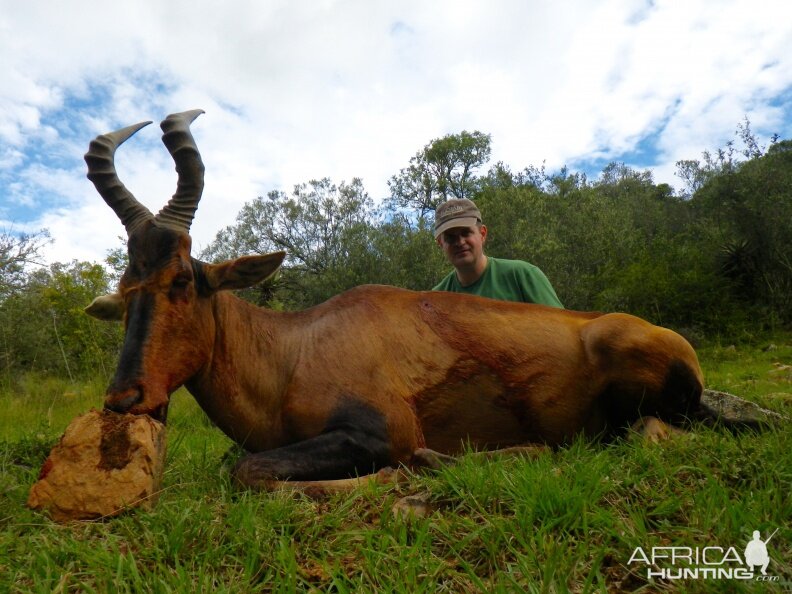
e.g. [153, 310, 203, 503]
[434, 216, 480, 238]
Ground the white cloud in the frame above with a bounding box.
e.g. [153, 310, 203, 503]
[0, 0, 790, 265]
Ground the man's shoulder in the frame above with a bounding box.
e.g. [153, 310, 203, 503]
[489, 257, 540, 274]
[432, 271, 458, 291]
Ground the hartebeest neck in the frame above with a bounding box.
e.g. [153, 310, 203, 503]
[185, 292, 303, 451]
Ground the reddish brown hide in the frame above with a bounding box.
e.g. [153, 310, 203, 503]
[84, 111, 704, 485]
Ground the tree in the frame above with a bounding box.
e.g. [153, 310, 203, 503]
[475, 160, 729, 327]
[0, 228, 50, 298]
[692, 140, 792, 320]
[205, 178, 372, 269]
[39, 261, 122, 377]
[387, 131, 491, 217]
[104, 237, 129, 286]
[0, 260, 121, 381]
[675, 117, 780, 197]
[202, 178, 381, 308]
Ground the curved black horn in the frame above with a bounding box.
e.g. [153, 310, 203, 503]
[84, 121, 154, 235]
[155, 109, 205, 232]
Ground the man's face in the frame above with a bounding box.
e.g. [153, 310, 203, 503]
[437, 224, 487, 268]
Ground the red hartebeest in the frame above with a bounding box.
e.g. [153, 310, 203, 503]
[84, 110, 706, 488]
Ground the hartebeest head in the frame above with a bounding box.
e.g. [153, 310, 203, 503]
[85, 110, 285, 421]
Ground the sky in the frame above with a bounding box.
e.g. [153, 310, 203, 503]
[2, 0, 791, 266]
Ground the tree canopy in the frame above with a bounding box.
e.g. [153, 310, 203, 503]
[387, 130, 492, 217]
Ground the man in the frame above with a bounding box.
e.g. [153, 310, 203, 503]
[432, 198, 563, 307]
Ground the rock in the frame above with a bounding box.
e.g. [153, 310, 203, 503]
[392, 492, 432, 520]
[700, 389, 788, 427]
[27, 409, 166, 522]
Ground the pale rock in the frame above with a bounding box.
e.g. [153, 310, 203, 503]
[700, 389, 788, 426]
[392, 492, 432, 520]
[27, 409, 166, 522]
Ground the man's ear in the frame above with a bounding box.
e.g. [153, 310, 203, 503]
[203, 251, 286, 291]
[85, 293, 124, 321]
[479, 224, 488, 243]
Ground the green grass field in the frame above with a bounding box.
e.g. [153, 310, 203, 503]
[1, 334, 790, 592]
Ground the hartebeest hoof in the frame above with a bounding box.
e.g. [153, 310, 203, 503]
[630, 416, 687, 443]
[410, 448, 457, 470]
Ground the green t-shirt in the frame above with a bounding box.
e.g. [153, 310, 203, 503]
[432, 257, 563, 307]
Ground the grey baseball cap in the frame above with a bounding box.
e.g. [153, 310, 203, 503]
[433, 199, 482, 238]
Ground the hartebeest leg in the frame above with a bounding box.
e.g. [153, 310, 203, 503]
[245, 467, 409, 497]
[409, 445, 550, 470]
[232, 400, 393, 490]
[232, 431, 391, 490]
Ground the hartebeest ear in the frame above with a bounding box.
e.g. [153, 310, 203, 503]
[203, 251, 286, 291]
[85, 293, 124, 321]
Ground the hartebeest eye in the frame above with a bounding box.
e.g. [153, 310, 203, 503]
[169, 273, 193, 301]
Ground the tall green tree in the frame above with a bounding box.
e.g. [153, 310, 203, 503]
[388, 131, 491, 217]
[692, 140, 792, 321]
[0, 261, 121, 382]
[205, 178, 372, 268]
[675, 117, 780, 197]
[0, 229, 50, 298]
[203, 178, 381, 308]
[202, 175, 450, 310]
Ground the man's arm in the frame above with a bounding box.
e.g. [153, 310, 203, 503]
[516, 264, 563, 307]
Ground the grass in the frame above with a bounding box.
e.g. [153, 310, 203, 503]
[1, 333, 790, 592]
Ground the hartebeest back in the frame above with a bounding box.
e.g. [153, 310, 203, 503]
[84, 110, 704, 488]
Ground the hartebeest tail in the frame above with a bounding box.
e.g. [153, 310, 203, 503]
[84, 111, 705, 488]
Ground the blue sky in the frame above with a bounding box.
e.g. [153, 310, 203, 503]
[1, 0, 791, 265]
